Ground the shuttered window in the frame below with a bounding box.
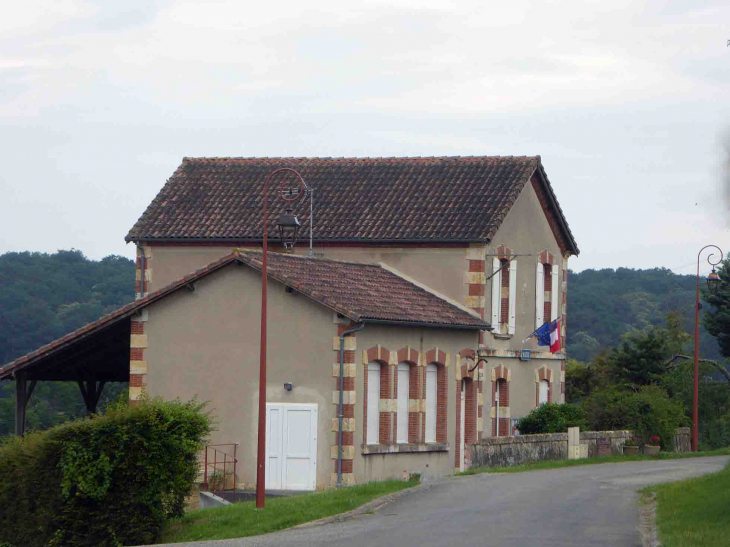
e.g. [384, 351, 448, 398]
[539, 380, 549, 405]
[367, 363, 380, 445]
[425, 364, 438, 443]
[535, 262, 544, 327]
[396, 363, 409, 443]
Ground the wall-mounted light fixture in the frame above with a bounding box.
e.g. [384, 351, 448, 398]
[284, 382, 293, 391]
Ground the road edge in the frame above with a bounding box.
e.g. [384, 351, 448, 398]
[638, 492, 661, 547]
[292, 482, 429, 530]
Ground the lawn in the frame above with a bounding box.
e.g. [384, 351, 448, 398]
[158, 480, 415, 544]
[642, 460, 730, 546]
[458, 447, 730, 475]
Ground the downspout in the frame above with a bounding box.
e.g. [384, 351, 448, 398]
[338, 321, 365, 488]
[136, 244, 146, 300]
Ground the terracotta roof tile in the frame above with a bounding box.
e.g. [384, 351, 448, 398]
[236, 251, 488, 329]
[126, 156, 578, 253]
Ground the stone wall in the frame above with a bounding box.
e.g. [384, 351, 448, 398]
[467, 428, 691, 469]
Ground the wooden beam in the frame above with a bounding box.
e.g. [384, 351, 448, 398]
[15, 372, 27, 436]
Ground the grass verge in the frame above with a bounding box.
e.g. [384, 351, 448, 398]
[641, 460, 730, 546]
[457, 447, 730, 476]
[158, 480, 415, 544]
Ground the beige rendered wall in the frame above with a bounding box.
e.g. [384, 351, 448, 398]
[353, 325, 478, 484]
[143, 263, 336, 490]
[140, 245, 468, 305]
[483, 180, 568, 424]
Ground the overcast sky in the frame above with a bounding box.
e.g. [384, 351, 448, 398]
[1, 1, 729, 274]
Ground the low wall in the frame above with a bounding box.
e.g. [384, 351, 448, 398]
[467, 428, 691, 469]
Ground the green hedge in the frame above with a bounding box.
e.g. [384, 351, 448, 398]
[582, 386, 688, 449]
[0, 397, 212, 547]
[516, 403, 588, 434]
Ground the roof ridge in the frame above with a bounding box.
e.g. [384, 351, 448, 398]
[183, 155, 539, 162]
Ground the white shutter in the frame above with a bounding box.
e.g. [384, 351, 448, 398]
[535, 263, 544, 328]
[491, 258, 501, 327]
[265, 404, 284, 489]
[367, 364, 380, 445]
[508, 260, 517, 334]
[425, 364, 438, 443]
[551, 264, 560, 323]
[397, 364, 409, 443]
[539, 380, 549, 405]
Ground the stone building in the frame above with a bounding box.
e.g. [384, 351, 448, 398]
[1, 155, 579, 488]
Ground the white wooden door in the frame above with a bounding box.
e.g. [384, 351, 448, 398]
[460, 380, 466, 472]
[266, 404, 318, 491]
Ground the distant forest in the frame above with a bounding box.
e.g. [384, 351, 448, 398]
[567, 267, 721, 363]
[0, 250, 723, 436]
[0, 250, 135, 435]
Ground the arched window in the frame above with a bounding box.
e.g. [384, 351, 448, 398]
[366, 362, 381, 445]
[396, 363, 410, 443]
[539, 379, 549, 405]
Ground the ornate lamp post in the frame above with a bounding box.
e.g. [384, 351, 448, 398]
[692, 245, 723, 452]
[256, 168, 306, 508]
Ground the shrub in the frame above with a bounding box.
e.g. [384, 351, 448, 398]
[516, 403, 588, 434]
[0, 396, 212, 547]
[582, 386, 688, 450]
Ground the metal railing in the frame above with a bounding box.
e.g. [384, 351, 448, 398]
[202, 443, 238, 500]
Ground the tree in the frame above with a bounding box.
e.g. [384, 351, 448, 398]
[606, 312, 689, 388]
[704, 258, 730, 360]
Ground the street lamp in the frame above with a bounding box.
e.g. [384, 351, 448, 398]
[692, 245, 723, 452]
[256, 168, 306, 509]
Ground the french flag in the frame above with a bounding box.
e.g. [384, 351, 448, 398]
[549, 319, 561, 354]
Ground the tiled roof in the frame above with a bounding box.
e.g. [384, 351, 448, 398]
[126, 156, 579, 254]
[0, 251, 488, 379]
[237, 251, 489, 329]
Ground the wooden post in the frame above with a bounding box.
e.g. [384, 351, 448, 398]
[15, 372, 27, 436]
[15, 373, 36, 436]
[77, 380, 106, 415]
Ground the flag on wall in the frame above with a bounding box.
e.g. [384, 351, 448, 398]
[549, 319, 561, 354]
[525, 319, 562, 354]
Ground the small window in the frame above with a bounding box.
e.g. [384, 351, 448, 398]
[397, 363, 410, 443]
[367, 363, 380, 445]
[539, 379, 549, 405]
[425, 363, 438, 443]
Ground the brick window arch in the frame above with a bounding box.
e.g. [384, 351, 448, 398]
[395, 362, 413, 443]
[535, 250, 559, 329]
[364, 359, 391, 445]
[535, 365, 553, 407]
[424, 362, 447, 443]
[491, 365, 510, 437]
[396, 347, 420, 443]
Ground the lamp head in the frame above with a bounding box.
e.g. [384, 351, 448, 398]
[707, 268, 721, 294]
[276, 209, 301, 250]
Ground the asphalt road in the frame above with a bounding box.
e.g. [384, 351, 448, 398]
[162, 456, 729, 547]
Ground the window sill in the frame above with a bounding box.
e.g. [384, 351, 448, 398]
[492, 333, 513, 340]
[361, 442, 449, 455]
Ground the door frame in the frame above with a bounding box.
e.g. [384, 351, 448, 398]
[265, 403, 318, 491]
